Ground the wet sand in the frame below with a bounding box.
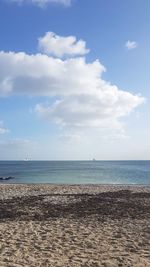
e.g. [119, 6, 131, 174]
[0, 184, 150, 266]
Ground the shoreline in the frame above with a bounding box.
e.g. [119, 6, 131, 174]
[0, 183, 150, 199]
[0, 184, 150, 266]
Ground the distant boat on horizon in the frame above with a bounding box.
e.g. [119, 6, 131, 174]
[24, 157, 31, 162]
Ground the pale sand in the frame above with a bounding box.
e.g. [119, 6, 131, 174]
[0, 184, 150, 267]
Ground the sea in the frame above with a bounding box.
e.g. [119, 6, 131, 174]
[0, 160, 150, 185]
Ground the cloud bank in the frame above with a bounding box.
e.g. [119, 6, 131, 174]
[4, 0, 72, 7]
[0, 31, 144, 132]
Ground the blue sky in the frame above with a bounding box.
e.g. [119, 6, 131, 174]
[0, 0, 150, 160]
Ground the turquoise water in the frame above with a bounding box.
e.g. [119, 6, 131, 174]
[0, 161, 150, 185]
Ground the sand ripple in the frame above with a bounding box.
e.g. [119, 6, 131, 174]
[0, 185, 150, 267]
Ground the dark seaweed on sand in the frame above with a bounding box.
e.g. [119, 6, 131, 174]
[0, 190, 150, 222]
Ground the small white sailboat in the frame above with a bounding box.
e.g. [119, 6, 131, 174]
[24, 157, 31, 161]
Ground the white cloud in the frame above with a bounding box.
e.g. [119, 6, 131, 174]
[35, 92, 143, 129]
[0, 121, 9, 134]
[38, 32, 89, 57]
[0, 33, 144, 134]
[0, 51, 105, 97]
[125, 40, 138, 50]
[4, 0, 71, 7]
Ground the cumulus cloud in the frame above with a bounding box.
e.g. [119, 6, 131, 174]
[35, 92, 143, 129]
[4, 0, 71, 7]
[0, 121, 9, 134]
[38, 32, 89, 57]
[0, 51, 105, 96]
[0, 33, 144, 133]
[125, 40, 138, 50]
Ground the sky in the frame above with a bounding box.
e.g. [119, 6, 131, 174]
[0, 0, 150, 160]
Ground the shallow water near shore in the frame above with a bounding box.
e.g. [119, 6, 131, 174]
[0, 160, 150, 184]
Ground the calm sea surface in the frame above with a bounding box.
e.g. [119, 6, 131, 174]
[0, 161, 150, 185]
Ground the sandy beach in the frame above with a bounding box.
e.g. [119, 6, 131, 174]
[0, 184, 150, 267]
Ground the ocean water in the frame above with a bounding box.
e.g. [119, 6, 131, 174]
[0, 160, 150, 185]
